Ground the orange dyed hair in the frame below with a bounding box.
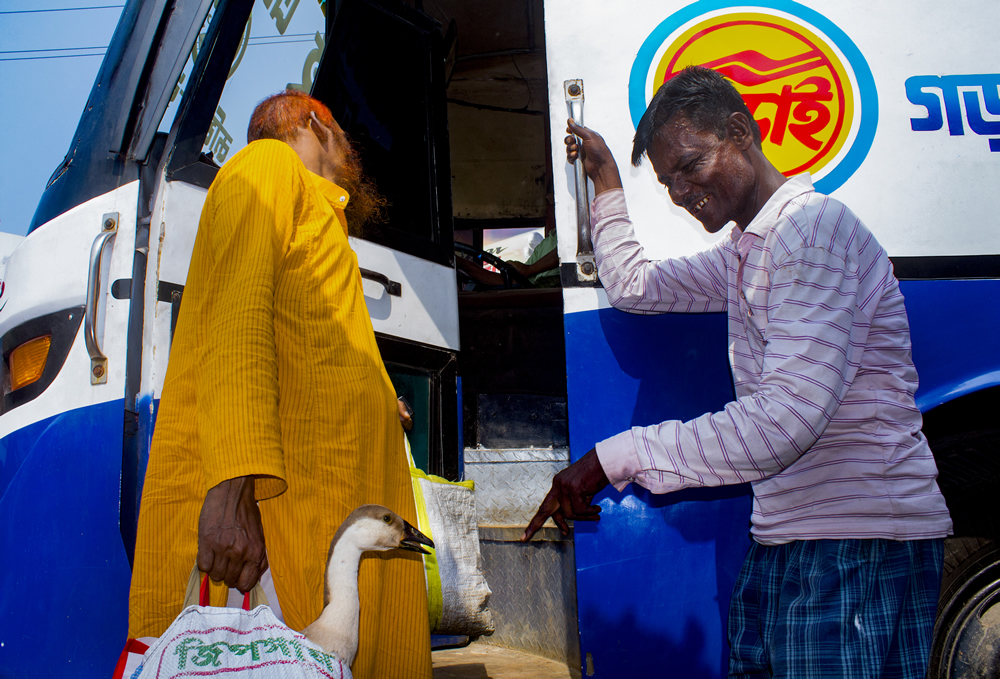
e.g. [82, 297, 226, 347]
[247, 89, 337, 144]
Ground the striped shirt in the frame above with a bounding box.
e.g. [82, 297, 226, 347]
[592, 175, 952, 545]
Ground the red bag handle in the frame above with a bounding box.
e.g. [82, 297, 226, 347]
[112, 638, 150, 679]
[199, 573, 251, 610]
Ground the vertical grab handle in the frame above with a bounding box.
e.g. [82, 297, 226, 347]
[564, 79, 593, 258]
[85, 212, 118, 385]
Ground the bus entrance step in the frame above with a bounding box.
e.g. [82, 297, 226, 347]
[433, 641, 580, 679]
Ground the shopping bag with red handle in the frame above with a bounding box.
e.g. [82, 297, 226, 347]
[113, 568, 350, 679]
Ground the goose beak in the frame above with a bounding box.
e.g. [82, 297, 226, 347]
[399, 520, 434, 554]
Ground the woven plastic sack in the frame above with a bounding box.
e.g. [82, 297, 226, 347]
[407, 440, 494, 637]
[130, 604, 351, 679]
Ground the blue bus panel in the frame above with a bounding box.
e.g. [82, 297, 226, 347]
[0, 400, 131, 679]
[566, 307, 752, 677]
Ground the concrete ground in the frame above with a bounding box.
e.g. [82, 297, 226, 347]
[432, 642, 580, 679]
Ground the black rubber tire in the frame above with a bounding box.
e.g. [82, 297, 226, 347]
[928, 428, 1000, 678]
[928, 538, 1000, 678]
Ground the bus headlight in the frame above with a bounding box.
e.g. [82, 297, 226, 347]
[9, 335, 51, 391]
[1, 306, 85, 414]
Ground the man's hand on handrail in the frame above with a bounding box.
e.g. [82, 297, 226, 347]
[565, 119, 624, 196]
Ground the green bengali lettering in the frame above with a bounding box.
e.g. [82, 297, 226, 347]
[171, 635, 341, 670]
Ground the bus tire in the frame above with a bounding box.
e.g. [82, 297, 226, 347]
[928, 428, 1000, 678]
[928, 537, 1000, 678]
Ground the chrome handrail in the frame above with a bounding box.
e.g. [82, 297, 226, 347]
[565, 79, 592, 258]
[85, 213, 118, 384]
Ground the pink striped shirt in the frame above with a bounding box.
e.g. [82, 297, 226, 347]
[593, 175, 952, 545]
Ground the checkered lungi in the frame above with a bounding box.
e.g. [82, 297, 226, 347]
[728, 538, 944, 679]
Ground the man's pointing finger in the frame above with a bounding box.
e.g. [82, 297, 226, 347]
[522, 490, 559, 541]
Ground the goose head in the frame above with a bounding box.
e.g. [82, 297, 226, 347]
[337, 504, 434, 555]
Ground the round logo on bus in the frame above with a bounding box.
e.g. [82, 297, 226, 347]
[628, 0, 877, 193]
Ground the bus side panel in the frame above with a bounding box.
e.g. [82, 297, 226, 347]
[901, 279, 1000, 411]
[564, 298, 752, 677]
[0, 400, 131, 678]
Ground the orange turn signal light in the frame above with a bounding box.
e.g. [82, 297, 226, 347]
[9, 335, 51, 391]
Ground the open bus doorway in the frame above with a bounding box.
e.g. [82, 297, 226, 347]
[417, 0, 580, 667]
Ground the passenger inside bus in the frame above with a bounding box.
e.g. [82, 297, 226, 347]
[456, 223, 559, 290]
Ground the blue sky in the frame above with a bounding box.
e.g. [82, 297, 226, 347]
[0, 1, 331, 237]
[0, 2, 124, 236]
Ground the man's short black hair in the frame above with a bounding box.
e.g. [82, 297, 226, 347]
[631, 65, 762, 167]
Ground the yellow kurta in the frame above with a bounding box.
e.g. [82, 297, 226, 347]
[128, 139, 431, 678]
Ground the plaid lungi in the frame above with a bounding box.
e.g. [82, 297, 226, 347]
[728, 538, 944, 679]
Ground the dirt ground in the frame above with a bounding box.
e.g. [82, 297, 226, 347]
[432, 642, 580, 679]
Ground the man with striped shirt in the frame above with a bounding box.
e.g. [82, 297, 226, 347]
[523, 67, 952, 678]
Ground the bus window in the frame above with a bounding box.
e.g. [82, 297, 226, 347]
[386, 368, 433, 472]
[455, 224, 561, 291]
[311, 0, 453, 266]
[159, 0, 328, 166]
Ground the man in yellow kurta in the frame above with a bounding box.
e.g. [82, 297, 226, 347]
[128, 90, 432, 678]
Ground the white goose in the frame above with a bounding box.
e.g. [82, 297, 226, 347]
[303, 504, 433, 668]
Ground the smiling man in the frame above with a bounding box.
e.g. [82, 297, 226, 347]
[524, 66, 952, 678]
